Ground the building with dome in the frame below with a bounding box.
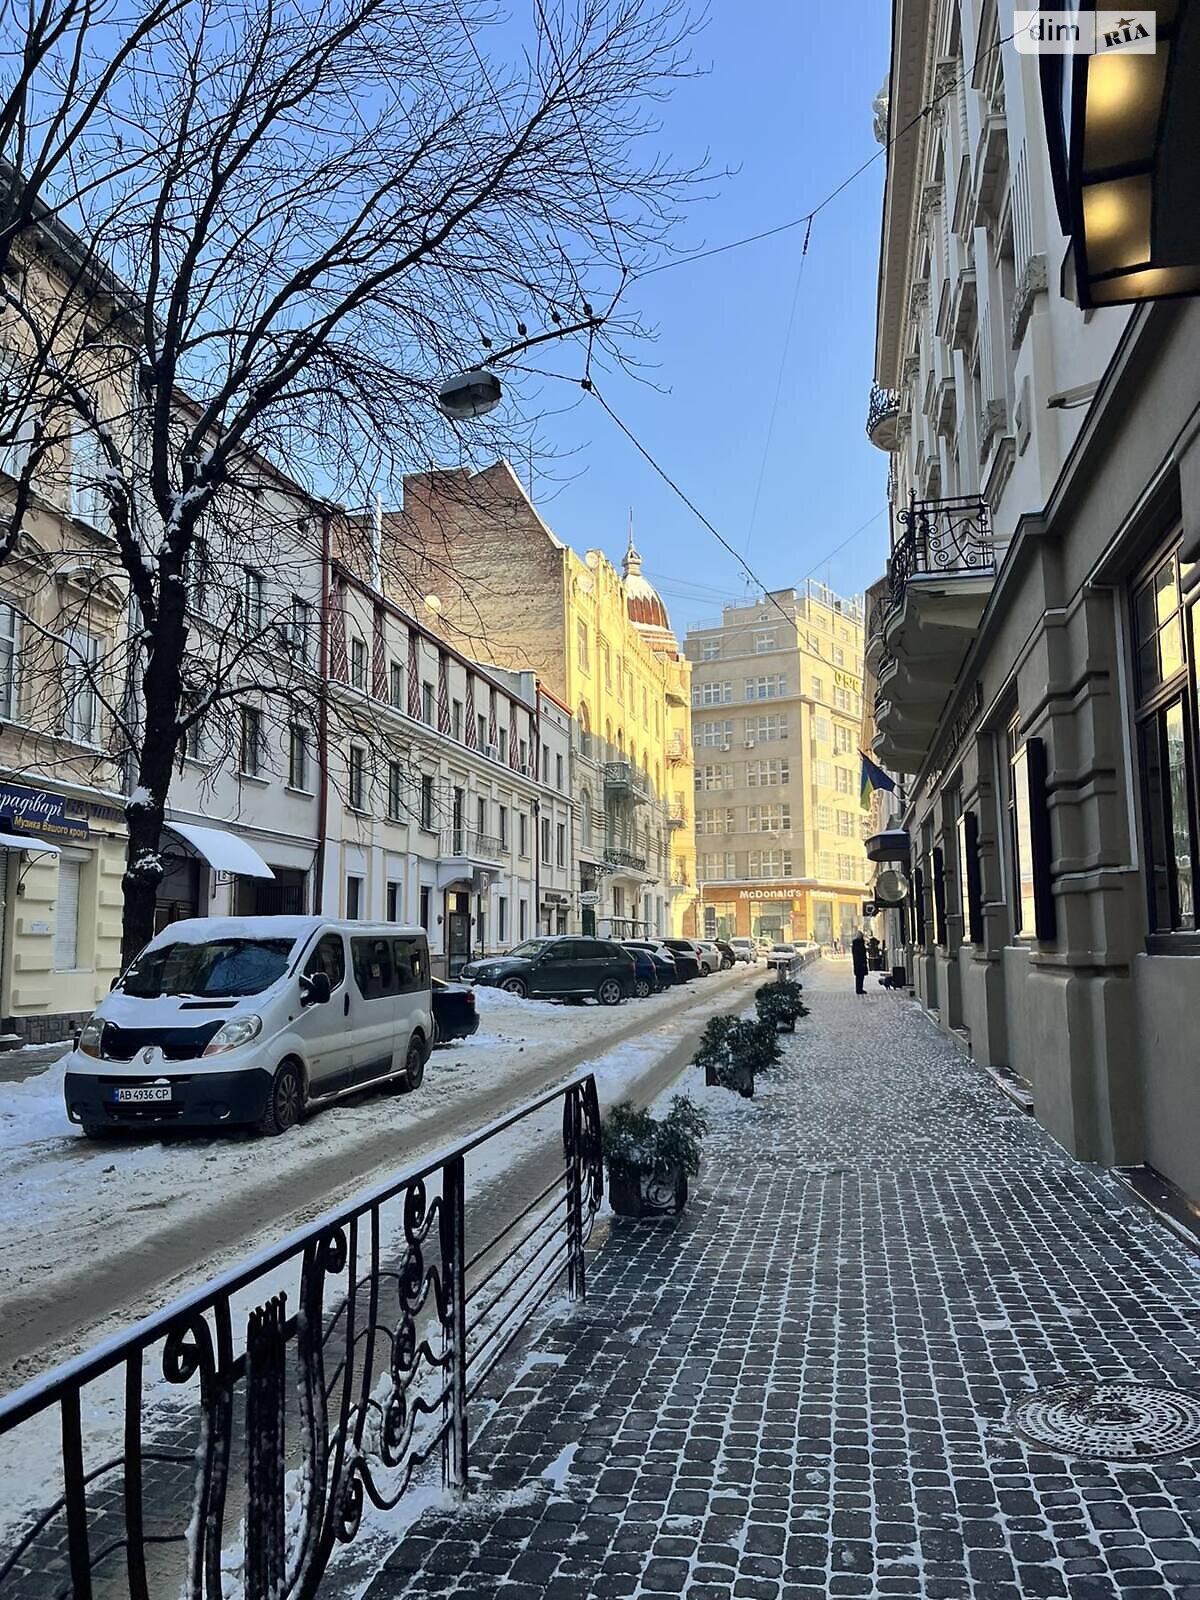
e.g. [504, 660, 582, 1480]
[381, 463, 697, 938]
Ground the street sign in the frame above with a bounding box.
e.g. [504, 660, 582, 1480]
[862, 901, 876, 916]
[578, 890, 601, 906]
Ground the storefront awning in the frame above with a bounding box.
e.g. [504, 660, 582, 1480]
[163, 821, 275, 879]
[0, 830, 61, 854]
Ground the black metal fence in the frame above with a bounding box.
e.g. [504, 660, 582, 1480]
[0, 1074, 603, 1600]
[890, 493, 994, 608]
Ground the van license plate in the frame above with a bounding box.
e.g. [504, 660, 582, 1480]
[114, 1085, 171, 1104]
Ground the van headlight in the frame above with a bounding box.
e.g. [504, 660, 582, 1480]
[78, 1018, 104, 1059]
[202, 1016, 262, 1057]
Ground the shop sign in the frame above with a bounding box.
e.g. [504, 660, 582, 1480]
[834, 669, 862, 693]
[0, 781, 89, 839]
[736, 884, 805, 902]
[578, 890, 601, 906]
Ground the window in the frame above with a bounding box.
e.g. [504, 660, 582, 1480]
[520, 738, 529, 772]
[599, 639, 612, 689]
[498, 804, 508, 848]
[419, 885, 431, 930]
[477, 712, 488, 749]
[422, 681, 435, 724]
[541, 816, 552, 863]
[346, 875, 364, 920]
[452, 700, 463, 741]
[557, 822, 566, 866]
[700, 639, 721, 661]
[497, 726, 507, 760]
[390, 661, 405, 709]
[932, 846, 947, 945]
[694, 720, 733, 748]
[837, 810, 854, 837]
[518, 811, 528, 855]
[387, 761, 403, 820]
[839, 854, 859, 882]
[350, 637, 368, 691]
[833, 723, 854, 755]
[498, 895, 508, 943]
[236, 706, 262, 776]
[351, 934, 396, 998]
[696, 681, 732, 707]
[1134, 548, 1197, 935]
[348, 745, 366, 810]
[184, 537, 210, 612]
[556, 752, 564, 790]
[835, 767, 852, 796]
[745, 675, 786, 700]
[834, 686, 859, 715]
[748, 804, 790, 832]
[519, 899, 528, 938]
[753, 630, 776, 654]
[420, 774, 434, 830]
[811, 676, 824, 699]
[0, 599, 19, 721]
[386, 882, 401, 922]
[817, 804, 833, 830]
[243, 568, 265, 633]
[1007, 723, 1055, 940]
[581, 789, 593, 848]
[577, 620, 589, 672]
[697, 808, 734, 835]
[52, 851, 85, 969]
[542, 743, 550, 778]
[958, 810, 984, 944]
[304, 934, 345, 990]
[814, 759, 833, 788]
[748, 850, 792, 879]
[64, 630, 100, 744]
[699, 851, 737, 879]
[833, 645, 845, 667]
[288, 725, 308, 790]
[746, 714, 787, 742]
[71, 424, 104, 526]
[747, 759, 788, 787]
[695, 764, 729, 792]
[814, 716, 831, 745]
[290, 597, 314, 665]
[0, 352, 33, 477]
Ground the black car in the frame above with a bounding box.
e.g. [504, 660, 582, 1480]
[432, 977, 479, 1044]
[622, 941, 677, 991]
[715, 940, 737, 970]
[661, 938, 702, 982]
[461, 936, 635, 1005]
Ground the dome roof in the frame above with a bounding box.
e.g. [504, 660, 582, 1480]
[622, 528, 671, 633]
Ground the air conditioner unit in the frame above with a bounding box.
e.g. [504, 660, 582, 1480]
[720, 741, 731, 752]
[744, 738, 756, 749]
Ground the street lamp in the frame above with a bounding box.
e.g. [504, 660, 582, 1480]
[1040, 0, 1200, 308]
[436, 314, 603, 421]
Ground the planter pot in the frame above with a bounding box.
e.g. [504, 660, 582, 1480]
[703, 1061, 755, 1097]
[608, 1160, 688, 1219]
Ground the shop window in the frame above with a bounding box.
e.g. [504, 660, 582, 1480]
[932, 847, 947, 947]
[958, 810, 984, 944]
[1133, 546, 1197, 937]
[1006, 725, 1056, 941]
[913, 864, 928, 950]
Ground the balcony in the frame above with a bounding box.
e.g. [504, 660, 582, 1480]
[604, 760, 650, 805]
[604, 846, 648, 877]
[866, 384, 901, 452]
[437, 827, 504, 891]
[666, 733, 688, 763]
[667, 802, 688, 830]
[870, 494, 994, 775]
[669, 867, 693, 894]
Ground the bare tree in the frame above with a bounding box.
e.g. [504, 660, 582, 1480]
[0, 0, 698, 962]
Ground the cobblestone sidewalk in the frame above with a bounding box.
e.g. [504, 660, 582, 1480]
[366, 965, 1200, 1600]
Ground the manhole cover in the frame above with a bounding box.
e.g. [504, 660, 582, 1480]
[1010, 1382, 1200, 1461]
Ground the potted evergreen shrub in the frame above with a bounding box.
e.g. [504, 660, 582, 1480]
[603, 1097, 708, 1219]
[693, 1016, 781, 1098]
[756, 979, 809, 1033]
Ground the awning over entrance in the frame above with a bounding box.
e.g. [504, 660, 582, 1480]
[0, 830, 61, 854]
[163, 821, 275, 879]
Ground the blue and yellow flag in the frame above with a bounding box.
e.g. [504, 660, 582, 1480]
[859, 750, 897, 811]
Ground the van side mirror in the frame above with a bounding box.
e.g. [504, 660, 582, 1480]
[301, 971, 332, 1006]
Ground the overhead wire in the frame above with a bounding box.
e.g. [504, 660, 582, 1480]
[743, 216, 811, 560]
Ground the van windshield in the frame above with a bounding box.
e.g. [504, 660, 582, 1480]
[121, 938, 296, 999]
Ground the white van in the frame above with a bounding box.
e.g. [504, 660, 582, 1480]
[62, 916, 432, 1138]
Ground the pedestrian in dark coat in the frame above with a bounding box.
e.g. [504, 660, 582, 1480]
[851, 932, 868, 995]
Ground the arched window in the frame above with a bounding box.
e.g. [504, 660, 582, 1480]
[581, 788, 593, 848]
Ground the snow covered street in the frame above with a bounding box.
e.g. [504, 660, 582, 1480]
[0, 966, 760, 1391]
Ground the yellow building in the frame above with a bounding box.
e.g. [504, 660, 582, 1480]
[684, 582, 869, 945]
[386, 464, 697, 936]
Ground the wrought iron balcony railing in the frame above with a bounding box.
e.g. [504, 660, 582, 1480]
[0, 1075, 603, 1600]
[866, 383, 901, 451]
[604, 846, 648, 873]
[889, 493, 993, 610]
[666, 733, 687, 763]
[604, 761, 650, 803]
[441, 827, 504, 859]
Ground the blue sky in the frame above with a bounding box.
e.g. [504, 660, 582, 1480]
[527, 2, 894, 634]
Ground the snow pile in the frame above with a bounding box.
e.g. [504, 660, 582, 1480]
[0, 1054, 74, 1147]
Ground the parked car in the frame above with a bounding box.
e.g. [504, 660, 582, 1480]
[755, 936, 773, 954]
[661, 938, 703, 982]
[714, 939, 737, 970]
[767, 942, 798, 972]
[63, 917, 433, 1138]
[692, 940, 723, 976]
[432, 977, 479, 1044]
[729, 938, 759, 964]
[460, 936, 635, 1005]
[622, 941, 677, 992]
[624, 946, 660, 999]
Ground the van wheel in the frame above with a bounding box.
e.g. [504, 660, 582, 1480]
[81, 1121, 116, 1141]
[400, 1037, 425, 1092]
[633, 977, 652, 999]
[596, 978, 623, 1007]
[257, 1061, 304, 1136]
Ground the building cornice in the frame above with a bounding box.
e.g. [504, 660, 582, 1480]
[876, 0, 935, 388]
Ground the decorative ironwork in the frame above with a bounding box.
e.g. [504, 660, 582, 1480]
[890, 493, 994, 611]
[440, 827, 504, 860]
[866, 384, 901, 450]
[604, 846, 647, 874]
[603, 761, 649, 804]
[0, 1075, 603, 1600]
